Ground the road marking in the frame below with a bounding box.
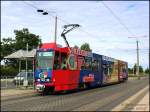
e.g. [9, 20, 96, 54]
[111, 85, 149, 111]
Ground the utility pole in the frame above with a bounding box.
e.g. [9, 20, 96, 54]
[54, 16, 57, 43]
[136, 40, 140, 79]
[128, 35, 147, 80]
[25, 43, 28, 87]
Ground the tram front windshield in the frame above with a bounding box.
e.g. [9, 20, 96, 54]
[36, 51, 54, 69]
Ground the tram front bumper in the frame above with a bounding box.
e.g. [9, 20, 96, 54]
[36, 84, 45, 92]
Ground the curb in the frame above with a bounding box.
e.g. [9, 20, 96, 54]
[111, 85, 149, 111]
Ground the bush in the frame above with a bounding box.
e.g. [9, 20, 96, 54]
[1, 66, 18, 77]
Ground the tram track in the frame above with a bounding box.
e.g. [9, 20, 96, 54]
[1, 77, 148, 111]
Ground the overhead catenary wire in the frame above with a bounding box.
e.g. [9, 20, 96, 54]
[22, 1, 106, 40]
[22, 1, 148, 70]
[22, 1, 147, 45]
[22, 1, 56, 14]
[101, 1, 135, 37]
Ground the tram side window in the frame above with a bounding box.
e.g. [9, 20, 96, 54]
[109, 64, 113, 75]
[122, 64, 127, 73]
[114, 63, 118, 74]
[103, 64, 108, 75]
[78, 56, 85, 70]
[92, 60, 98, 71]
[54, 51, 60, 70]
[85, 57, 92, 70]
[61, 52, 67, 70]
[103, 64, 113, 76]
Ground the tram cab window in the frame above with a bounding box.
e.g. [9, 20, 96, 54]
[53, 51, 60, 70]
[61, 52, 67, 70]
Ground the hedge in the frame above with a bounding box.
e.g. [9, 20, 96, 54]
[1, 66, 18, 77]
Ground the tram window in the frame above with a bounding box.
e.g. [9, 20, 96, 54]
[61, 52, 67, 70]
[78, 56, 85, 70]
[109, 64, 113, 75]
[92, 60, 98, 71]
[122, 65, 127, 73]
[53, 51, 60, 70]
[114, 63, 118, 73]
[85, 57, 92, 70]
[103, 65, 108, 75]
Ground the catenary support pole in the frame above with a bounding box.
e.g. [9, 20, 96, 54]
[136, 40, 140, 80]
[54, 16, 57, 43]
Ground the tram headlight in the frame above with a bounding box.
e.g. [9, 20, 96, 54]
[37, 79, 40, 82]
[46, 78, 50, 82]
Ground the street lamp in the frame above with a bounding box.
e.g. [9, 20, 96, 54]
[128, 35, 147, 80]
[37, 9, 57, 43]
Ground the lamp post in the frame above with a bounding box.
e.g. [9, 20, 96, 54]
[128, 35, 147, 80]
[37, 9, 57, 43]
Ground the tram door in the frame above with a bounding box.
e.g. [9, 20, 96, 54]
[97, 57, 102, 85]
[60, 52, 67, 70]
[92, 54, 102, 86]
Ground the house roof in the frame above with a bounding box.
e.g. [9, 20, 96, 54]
[4, 49, 36, 59]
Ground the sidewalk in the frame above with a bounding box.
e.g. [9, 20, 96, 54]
[132, 92, 149, 111]
[1, 88, 37, 101]
[1, 88, 36, 97]
[111, 85, 149, 111]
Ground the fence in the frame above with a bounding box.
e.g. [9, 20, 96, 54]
[1, 76, 35, 89]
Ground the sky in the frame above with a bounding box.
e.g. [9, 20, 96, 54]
[1, 1, 149, 69]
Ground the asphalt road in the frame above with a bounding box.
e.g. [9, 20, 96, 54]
[1, 77, 149, 111]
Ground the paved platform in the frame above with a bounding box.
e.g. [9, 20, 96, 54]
[1, 89, 35, 97]
[111, 85, 149, 111]
[132, 92, 149, 111]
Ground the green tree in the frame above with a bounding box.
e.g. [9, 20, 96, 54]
[128, 68, 133, 74]
[80, 43, 92, 52]
[1, 38, 18, 67]
[74, 45, 79, 49]
[139, 65, 144, 73]
[14, 28, 42, 50]
[1, 38, 16, 59]
[145, 68, 149, 74]
[133, 64, 144, 74]
[1, 28, 42, 76]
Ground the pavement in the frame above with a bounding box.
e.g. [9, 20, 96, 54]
[132, 92, 149, 111]
[111, 85, 149, 111]
[1, 88, 35, 97]
[1, 88, 36, 101]
[1, 76, 149, 111]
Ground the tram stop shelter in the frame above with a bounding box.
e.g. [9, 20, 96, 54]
[4, 49, 36, 86]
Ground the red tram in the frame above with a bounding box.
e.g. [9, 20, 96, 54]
[34, 24, 128, 93]
[34, 43, 128, 93]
